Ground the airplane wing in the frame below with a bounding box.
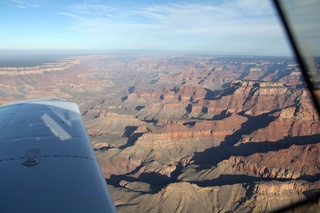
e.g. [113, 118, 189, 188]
[0, 99, 117, 213]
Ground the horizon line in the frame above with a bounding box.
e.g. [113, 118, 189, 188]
[0, 48, 294, 58]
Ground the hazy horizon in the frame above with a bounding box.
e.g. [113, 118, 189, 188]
[0, 0, 293, 56]
[0, 49, 295, 57]
[0, 49, 296, 68]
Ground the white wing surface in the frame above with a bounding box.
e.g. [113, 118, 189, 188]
[0, 99, 117, 213]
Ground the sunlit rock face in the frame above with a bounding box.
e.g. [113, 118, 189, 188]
[1, 55, 320, 212]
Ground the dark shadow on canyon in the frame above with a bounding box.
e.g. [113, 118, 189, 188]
[190, 174, 293, 187]
[192, 134, 320, 171]
[220, 111, 279, 148]
[204, 88, 217, 100]
[119, 126, 144, 149]
[105, 109, 320, 195]
[142, 119, 158, 124]
[106, 171, 171, 194]
[191, 108, 320, 171]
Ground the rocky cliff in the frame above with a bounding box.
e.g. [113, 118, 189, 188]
[1, 55, 319, 212]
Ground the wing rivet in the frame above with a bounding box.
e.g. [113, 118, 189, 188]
[22, 157, 40, 166]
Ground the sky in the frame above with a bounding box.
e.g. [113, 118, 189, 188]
[0, 0, 294, 56]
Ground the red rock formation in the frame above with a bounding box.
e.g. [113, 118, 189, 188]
[241, 91, 320, 143]
[189, 80, 303, 118]
[230, 143, 320, 178]
[86, 111, 145, 136]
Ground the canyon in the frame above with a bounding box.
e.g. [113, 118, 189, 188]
[0, 54, 319, 212]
